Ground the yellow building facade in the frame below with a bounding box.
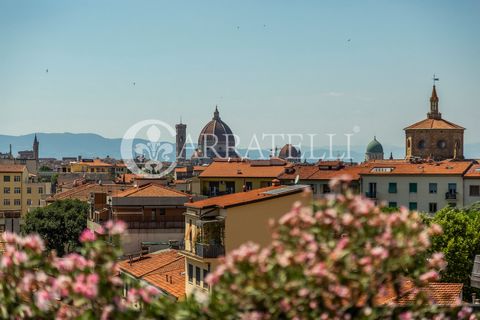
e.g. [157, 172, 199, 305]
[0, 164, 52, 233]
[180, 184, 310, 300]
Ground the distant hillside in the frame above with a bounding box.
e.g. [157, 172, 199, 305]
[0, 133, 478, 162]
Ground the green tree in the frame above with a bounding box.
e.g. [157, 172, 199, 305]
[426, 205, 480, 297]
[21, 199, 89, 256]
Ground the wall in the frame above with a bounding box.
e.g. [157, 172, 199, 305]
[361, 175, 464, 213]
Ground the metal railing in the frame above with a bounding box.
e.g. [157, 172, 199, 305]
[445, 192, 458, 200]
[365, 192, 377, 199]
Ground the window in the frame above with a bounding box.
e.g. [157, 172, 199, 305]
[322, 184, 331, 194]
[245, 181, 253, 191]
[388, 202, 397, 208]
[187, 264, 193, 283]
[27, 187, 32, 194]
[14, 199, 20, 206]
[151, 209, 156, 221]
[388, 183, 397, 193]
[470, 185, 480, 197]
[3, 176, 10, 182]
[3, 199, 10, 206]
[159, 208, 166, 215]
[429, 203, 438, 213]
[27, 199, 32, 206]
[409, 183, 417, 193]
[429, 183, 438, 194]
[14, 187, 21, 194]
[14, 175, 21, 182]
[409, 202, 418, 211]
[195, 266, 201, 285]
[203, 269, 209, 289]
[38, 187, 43, 194]
[225, 181, 235, 194]
[4, 187, 10, 194]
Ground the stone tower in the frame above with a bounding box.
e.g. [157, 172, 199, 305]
[33, 134, 39, 161]
[175, 121, 187, 163]
[404, 85, 464, 160]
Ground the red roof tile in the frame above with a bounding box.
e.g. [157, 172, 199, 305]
[186, 185, 306, 209]
[51, 183, 128, 201]
[115, 183, 189, 198]
[404, 118, 464, 130]
[361, 161, 473, 176]
[199, 159, 290, 179]
[118, 250, 185, 299]
[377, 282, 463, 306]
[0, 164, 26, 173]
[464, 164, 480, 178]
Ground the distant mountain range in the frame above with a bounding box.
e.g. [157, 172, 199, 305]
[1, 133, 479, 163]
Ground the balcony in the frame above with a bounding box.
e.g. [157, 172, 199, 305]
[445, 192, 458, 201]
[123, 220, 184, 229]
[365, 192, 377, 199]
[194, 243, 225, 258]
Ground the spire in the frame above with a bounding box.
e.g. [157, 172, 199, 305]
[34, 133, 38, 144]
[213, 105, 220, 120]
[428, 75, 441, 119]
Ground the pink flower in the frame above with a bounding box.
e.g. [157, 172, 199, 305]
[79, 229, 96, 242]
[370, 246, 388, 260]
[105, 220, 127, 235]
[419, 270, 439, 282]
[22, 234, 45, 252]
[35, 290, 52, 311]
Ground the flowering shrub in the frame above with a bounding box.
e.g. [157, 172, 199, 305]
[203, 179, 475, 319]
[0, 178, 477, 319]
[0, 221, 162, 319]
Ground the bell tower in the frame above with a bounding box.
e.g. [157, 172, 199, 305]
[175, 119, 187, 163]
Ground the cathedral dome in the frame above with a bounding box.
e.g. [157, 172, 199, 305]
[197, 106, 236, 158]
[278, 144, 301, 160]
[365, 137, 384, 161]
[366, 137, 383, 154]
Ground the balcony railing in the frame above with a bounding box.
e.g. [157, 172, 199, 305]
[445, 192, 458, 200]
[365, 192, 377, 199]
[124, 220, 184, 229]
[194, 243, 225, 258]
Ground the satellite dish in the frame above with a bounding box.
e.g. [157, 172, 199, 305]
[294, 175, 300, 185]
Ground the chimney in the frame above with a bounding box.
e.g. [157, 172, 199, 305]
[272, 179, 281, 187]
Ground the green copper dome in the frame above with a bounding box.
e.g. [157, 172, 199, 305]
[366, 137, 383, 154]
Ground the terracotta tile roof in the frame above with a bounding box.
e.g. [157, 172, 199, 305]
[51, 183, 128, 201]
[115, 173, 141, 184]
[186, 185, 307, 209]
[118, 250, 185, 299]
[464, 164, 480, 178]
[115, 183, 189, 198]
[175, 167, 188, 173]
[73, 159, 113, 167]
[193, 166, 207, 171]
[199, 159, 290, 179]
[0, 164, 26, 173]
[404, 118, 464, 130]
[377, 282, 463, 306]
[279, 163, 370, 182]
[361, 160, 473, 176]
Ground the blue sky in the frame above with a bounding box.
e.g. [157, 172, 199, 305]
[1, 0, 479, 148]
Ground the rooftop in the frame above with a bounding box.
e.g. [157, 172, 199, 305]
[118, 249, 185, 299]
[114, 183, 189, 198]
[0, 164, 27, 173]
[464, 164, 480, 178]
[361, 160, 474, 176]
[404, 118, 465, 130]
[50, 183, 128, 202]
[199, 159, 290, 179]
[186, 184, 307, 209]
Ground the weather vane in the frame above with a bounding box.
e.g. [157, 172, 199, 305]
[433, 74, 439, 85]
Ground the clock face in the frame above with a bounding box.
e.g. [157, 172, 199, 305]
[437, 140, 447, 149]
[418, 140, 426, 149]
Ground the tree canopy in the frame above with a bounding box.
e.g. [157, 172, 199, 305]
[21, 199, 89, 256]
[426, 204, 480, 297]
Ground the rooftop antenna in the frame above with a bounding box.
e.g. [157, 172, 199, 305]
[433, 74, 439, 85]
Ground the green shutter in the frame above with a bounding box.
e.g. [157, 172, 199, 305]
[409, 183, 417, 193]
[409, 202, 418, 210]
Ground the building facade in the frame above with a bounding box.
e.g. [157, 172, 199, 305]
[180, 184, 310, 300]
[404, 86, 464, 160]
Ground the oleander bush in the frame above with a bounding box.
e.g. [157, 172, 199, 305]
[0, 176, 476, 319]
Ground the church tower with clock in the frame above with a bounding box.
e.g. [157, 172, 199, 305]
[404, 83, 465, 160]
